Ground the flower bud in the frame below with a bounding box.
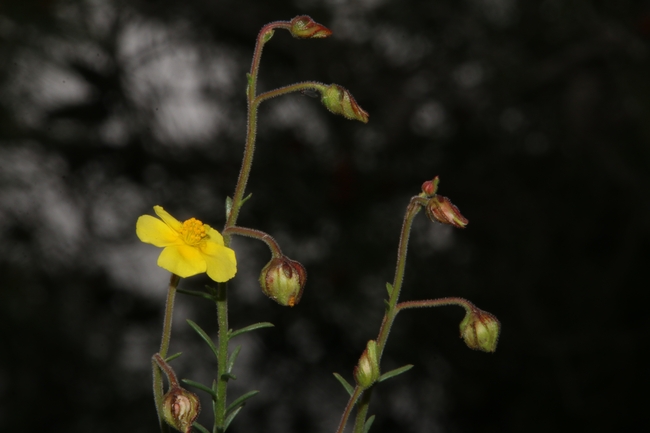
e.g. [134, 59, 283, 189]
[259, 256, 307, 307]
[320, 84, 369, 123]
[162, 387, 201, 433]
[421, 176, 440, 197]
[289, 15, 332, 39]
[425, 195, 468, 228]
[459, 307, 500, 353]
[354, 340, 380, 388]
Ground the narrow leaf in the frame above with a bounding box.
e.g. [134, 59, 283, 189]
[386, 282, 394, 296]
[182, 379, 218, 399]
[165, 352, 182, 362]
[221, 372, 237, 381]
[226, 390, 260, 415]
[363, 415, 376, 433]
[333, 372, 354, 396]
[193, 422, 210, 433]
[226, 196, 233, 219]
[186, 319, 219, 360]
[177, 288, 214, 301]
[229, 322, 274, 339]
[378, 364, 414, 383]
[227, 345, 242, 374]
[241, 193, 253, 206]
[223, 406, 243, 431]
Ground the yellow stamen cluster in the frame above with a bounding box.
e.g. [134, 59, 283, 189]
[179, 218, 207, 246]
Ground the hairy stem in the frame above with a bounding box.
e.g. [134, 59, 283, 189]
[223, 226, 283, 257]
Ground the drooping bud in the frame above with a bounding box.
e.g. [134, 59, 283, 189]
[425, 195, 468, 228]
[459, 306, 500, 353]
[421, 176, 440, 197]
[162, 387, 201, 433]
[320, 84, 369, 123]
[289, 15, 333, 39]
[259, 256, 307, 307]
[354, 340, 380, 388]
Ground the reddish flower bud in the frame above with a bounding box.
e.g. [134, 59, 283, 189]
[259, 256, 307, 307]
[425, 195, 468, 228]
[320, 84, 369, 123]
[421, 176, 440, 197]
[459, 306, 500, 353]
[162, 387, 201, 433]
[289, 15, 333, 39]
[353, 340, 380, 389]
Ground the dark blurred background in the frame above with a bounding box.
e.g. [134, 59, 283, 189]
[1, 0, 649, 432]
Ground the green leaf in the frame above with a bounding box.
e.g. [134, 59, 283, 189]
[177, 288, 214, 301]
[229, 322, 274, 339]
[241, 193, 253, 206]
[227, 345, 242, 374]
[226, 196, 233, 219]
[226, 390, 260, 416]
[193, 422, 210, 433]
[186, 320, 219, 360]
[221, 372, 237, 381]
[333, 372, 354, 396]
[224, 406, 243, 431]
[363, 415, 376, 433]
[386, 282, 394, 296]
[164, 352, 182, 362]
[378, 364, 414, 383]
[181, 379, 217, 400]
[384, 299, 390, 310]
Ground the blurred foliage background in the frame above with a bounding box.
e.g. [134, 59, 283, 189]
[1, 0, 649, 432]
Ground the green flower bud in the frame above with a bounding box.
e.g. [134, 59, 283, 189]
[259, 256, 307, 307]
[459, 307, 500, 353]
[320, 84, 369, 123]
[162, 387, 201, 433]
[354, 340, 380, 388]
[289, 15, 332, 39]
[425, 195, 468, 228]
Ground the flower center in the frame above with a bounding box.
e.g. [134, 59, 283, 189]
[179, 218, 207, 246]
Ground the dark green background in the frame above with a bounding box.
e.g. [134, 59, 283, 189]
[1, 1, 648, 432]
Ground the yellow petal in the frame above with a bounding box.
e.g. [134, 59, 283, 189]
[204, 225, 224, 246]
[158, 245, 207, 277]
[136, 215, 180, 247]
[201, 241, 237, 282]
[154, 205, 182, 232]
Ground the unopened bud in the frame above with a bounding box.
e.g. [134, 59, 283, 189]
[354, 340, 380, 388]
[162, 387, 201, 433]
[459, 307, 500, 353]
[259, 256, 307, 307]
[320, 84, 369, 123]
[289, 15, 332, 39]
[425, 195, 468, 228]
[421, 176, 440, 197]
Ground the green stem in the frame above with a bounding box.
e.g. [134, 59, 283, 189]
[335, 196, 427, 433]
[214, 282, 229, 433]
[153, 274, 180, 433]
[396, 297, 475, 313]
[255, 81, 327, 105]
[223, 226, 283, 257]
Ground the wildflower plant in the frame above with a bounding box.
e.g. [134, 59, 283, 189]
[137, 16, 500, 433]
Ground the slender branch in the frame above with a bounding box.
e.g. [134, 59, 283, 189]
[396, 297, 475, 313]
[153, 353, 180, 388]
[154, 273, 180, 433]
[223, 226, 283, 257]
[255, 81, 327, 105]
[334, 386, 363, 433]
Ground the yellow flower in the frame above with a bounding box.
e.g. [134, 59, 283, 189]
[136, 206, 237, 282]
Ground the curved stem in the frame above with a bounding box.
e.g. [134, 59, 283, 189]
[255, 81, 327, 105]
[396, 297, 475, 313]
[153, 353, 180, 389]
[223, 226, 283, 257]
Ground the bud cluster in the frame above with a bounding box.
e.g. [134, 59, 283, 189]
[420, 177, 468, 228]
